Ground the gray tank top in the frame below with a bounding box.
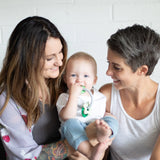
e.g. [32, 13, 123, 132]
[32, 103, 61, 145]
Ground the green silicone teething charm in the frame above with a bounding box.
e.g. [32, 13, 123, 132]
[81, 103, 90, 117]
[81, 86, 86, 94]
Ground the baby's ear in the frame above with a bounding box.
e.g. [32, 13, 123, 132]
[94, 76, 98, 85]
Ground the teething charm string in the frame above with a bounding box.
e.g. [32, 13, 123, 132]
[81, 86, 93, 117]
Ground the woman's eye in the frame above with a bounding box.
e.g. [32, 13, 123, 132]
[46, 55, 56, 61]
[46, 56, 55, 61]
[46, 58, 53, 61]
[113, 65, 121, 71]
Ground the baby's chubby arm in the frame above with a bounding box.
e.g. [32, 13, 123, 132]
[59, 84, 83, 121]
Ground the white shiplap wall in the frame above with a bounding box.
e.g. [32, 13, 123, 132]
[0, 0, 160, 88]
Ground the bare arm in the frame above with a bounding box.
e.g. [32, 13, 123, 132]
[99, 83, 112, 113]
[150, 135, 160, 160]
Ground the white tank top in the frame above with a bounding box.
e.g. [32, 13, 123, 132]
[110, 84, 160, 160]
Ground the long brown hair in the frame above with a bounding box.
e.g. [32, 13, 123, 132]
[0, 16, 67, 127]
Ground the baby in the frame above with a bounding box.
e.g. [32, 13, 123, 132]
[56, 52, 118, 159]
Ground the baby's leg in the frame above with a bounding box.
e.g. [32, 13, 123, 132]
[90, 142, 109, 160]
[77, 140, 109, 160]
[96, 119, 112, 143]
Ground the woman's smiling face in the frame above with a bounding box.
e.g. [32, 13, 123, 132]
[106, 48, 139, 90]
[42, 37, 63, 79]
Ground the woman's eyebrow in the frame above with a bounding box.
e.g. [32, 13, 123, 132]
[111, 62, 121, 66]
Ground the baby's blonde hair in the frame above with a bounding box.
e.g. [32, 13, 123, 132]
[67, 51, 97, 76]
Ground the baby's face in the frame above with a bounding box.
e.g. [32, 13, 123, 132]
[65, 59, 97, 90]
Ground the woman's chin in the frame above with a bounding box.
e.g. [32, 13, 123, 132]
[45, 72, 60, 79]
[113, 81, 121, 89]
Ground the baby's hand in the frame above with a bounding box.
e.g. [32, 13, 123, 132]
[69, 83, 83, 97]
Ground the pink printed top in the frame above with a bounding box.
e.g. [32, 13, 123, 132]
[0, 91, 61, 160]
[0, 92, 41, 160]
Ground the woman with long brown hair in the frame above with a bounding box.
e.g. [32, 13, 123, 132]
[0, 16, 68, 160]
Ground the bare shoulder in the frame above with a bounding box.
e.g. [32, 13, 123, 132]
[99, 83, 112, 112]
[99, 83, 112, 97]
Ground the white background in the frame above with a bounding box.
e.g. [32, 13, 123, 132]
[0, 0, 160, 89]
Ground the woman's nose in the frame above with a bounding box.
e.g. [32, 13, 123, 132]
[55, 56, 63, 66]
[106, 66, 113, 76]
